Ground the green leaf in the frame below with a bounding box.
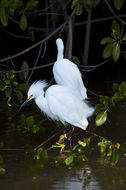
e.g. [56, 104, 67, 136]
[34, 147, 48, 160]
[20, 14, 27, 31]
[99, 96, 113, 108]
[94, 104, 105, 115]
[78, 140, 86, 147]
[114, 0, 123, 10]
[112, 92, 122, 102]
[26, 116, 34, 127]
[9, 0, 24, 9]
[32, 124, 39, 134]
[100, 37, 114, 45]
[19, 61, 29, 81]
[7, 96, 11, 106]
[119, 82, 126, 95]
[0, 81, 6, 91]
[112, 43, 120, 62]
[25, 0, 38, 11]
[72, 56, 80, 65]
[0, 167, 6, 174]
[16, 83, 29, 93]
[5, 88, 11, 98]
[0, 0, 9, 8]
[0, 7, 8, 26]
[71, 0, 79, 9]
[16, 90, 23, 103]
[95, 110, 107, 126]
[111, 20, 120, 35]
[102, 43, 115, 59]
[75, 2, 83, 15]
[112, 83, 119, 93]
[64, 153, 76, 166]
[110, 150, 119, 166]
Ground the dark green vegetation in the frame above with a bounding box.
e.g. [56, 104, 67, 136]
[0, 0, 126, 173]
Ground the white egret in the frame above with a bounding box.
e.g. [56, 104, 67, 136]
[53, 38, 87, 100]
[20, 80, 94, 131]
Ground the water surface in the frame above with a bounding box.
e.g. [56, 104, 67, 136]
[0, 87, 126, 190]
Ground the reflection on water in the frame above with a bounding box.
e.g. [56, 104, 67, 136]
[0, 95, 126, 190]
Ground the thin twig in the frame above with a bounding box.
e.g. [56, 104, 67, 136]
[104, 0, 126, 25]
[0, 148, 24, 151]
[74, 14, 126, 27]
[0, 57, 112, 74]
[83, 7, 92, 65]
[32, 128, 64, 152]
[0, 62, 54, 73]
[0, 26, 30, 39]
[27, 43, 43, 83]
[79, 57, 112, 72]
[86, 130, 126, 152]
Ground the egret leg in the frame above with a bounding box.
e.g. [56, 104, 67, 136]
[52, 125, 74, 153]
[64, 125, 74, 148]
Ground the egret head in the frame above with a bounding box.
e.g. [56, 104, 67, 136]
[20, 80, 48, 110]
[56, 38, 64, 53]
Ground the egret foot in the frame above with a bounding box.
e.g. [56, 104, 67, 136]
[52, 133, 67, 153]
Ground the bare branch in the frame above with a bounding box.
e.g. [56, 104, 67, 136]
[0, 62, 54, 74]
[26, 43, 43, 83]
[0, 10, 75, 63]
[32, 128, 64, 152]
[104, 0, 126, 25]
[74, 14, 126, 26]
[79, 57, 112, 72]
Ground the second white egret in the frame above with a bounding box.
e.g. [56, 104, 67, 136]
[53, 38, 87, 100]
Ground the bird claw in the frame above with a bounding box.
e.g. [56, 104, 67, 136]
[52, 142, 65, 153]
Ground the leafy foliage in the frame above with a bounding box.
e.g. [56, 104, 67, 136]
[18, 114, 45, 134]
[95, 81, 126, 126]
[19, 61, 29, 81]
[113, 0, 124, 10]
[98, 140, 120, 166]
[101, 20, 126, 62]
[0, 0, 38, 30]
[0, 70, 29, 105]
[56, 138, 90, 167]
[34, 147, 48, 161]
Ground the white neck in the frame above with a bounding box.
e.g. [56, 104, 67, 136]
[56, 38, 64, 61]
[35, 95, 55, 120]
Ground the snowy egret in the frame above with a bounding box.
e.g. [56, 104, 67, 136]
[53, 38, 87, 100]
[20, 80, 94, 130]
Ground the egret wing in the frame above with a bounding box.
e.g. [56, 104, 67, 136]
[53, 59, 87, 99]
[47, 87, 86, 125]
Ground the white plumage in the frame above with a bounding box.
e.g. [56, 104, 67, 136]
[53, 38, 87, 100]
[21, 80, 94, 130]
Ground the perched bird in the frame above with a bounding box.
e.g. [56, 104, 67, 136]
[53, 38, 87, 100]
[20, 80, 94, 131]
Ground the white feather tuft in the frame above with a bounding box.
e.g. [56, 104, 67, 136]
[28, 80, 48, 98]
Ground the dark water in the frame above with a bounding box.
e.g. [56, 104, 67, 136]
[1, 77, 126, 190]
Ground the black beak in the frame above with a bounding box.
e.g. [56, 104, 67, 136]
[19, 98, 30, 111]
